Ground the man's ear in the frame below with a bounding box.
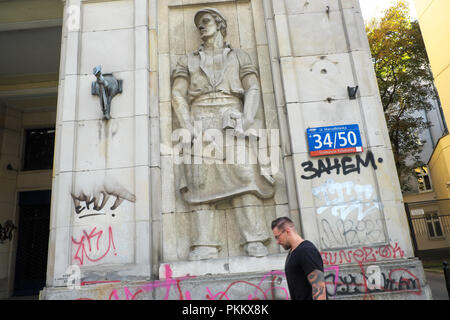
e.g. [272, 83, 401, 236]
[286, 225, 296, 235]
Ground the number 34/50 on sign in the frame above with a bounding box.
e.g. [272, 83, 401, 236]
[306, 124, 363, 157]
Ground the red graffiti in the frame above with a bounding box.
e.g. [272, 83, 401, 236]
[206, 280, 267, 300]
[71, 226, 117, 265]
[324, 266, 340, 298]
[77, 285, 143, 300]
[76, 265, 289, 300]
[140, 264, 195, 300]
[321, 243, 405, 265]
[81, 280, 121, 286]
[109, 287, 144, 300]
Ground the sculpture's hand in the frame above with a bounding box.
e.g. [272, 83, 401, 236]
[185, 121, 200, 142]
[223, 109, 258, 138]
[242, 116, 255, 132]
[223, 109, 241, 130]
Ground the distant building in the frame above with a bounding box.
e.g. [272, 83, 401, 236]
[406, 0, 450, 256]
[0, 0, 62, 298]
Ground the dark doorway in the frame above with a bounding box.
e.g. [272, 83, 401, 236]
[13, 190, 51, 296]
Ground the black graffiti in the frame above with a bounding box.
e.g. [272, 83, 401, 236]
[0, 220, 16, 244]
[301, 151, 383, 180]
[320, 218, 385, 249]
[383, 274, 420, 293]
[325, 270, 420, 297]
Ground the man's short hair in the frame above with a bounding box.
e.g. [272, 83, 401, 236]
[271, 216, 294, 231]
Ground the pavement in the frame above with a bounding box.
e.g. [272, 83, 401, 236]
[424, 269, 449, 300]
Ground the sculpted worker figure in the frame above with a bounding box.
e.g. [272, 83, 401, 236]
[171, 8, 275, 260]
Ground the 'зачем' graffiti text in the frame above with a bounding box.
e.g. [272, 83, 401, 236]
[300, 151, 382, 180]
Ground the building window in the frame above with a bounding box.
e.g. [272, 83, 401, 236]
[415, 166, 432, 192]
[425, 212, 444, 239]
[23, 128, 55, 171]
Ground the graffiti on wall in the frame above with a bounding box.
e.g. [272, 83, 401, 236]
[76, 264, 289, 300]
[71, 226, 117, 265]
[70, 176, 136, 218]
[312, 179, 381, 220]
[72, 260, 421, 300]
[320, 242, 405, 265]
[321, 243, 418, 299]
[0, 220, 16, 244]
[298, 150, 388, 250]
[204, 270, 288, 301]
[324, 263, 421, 299]
[319, 218, 386, 249]
[300, 151, 382, 180]
[312, 178, 387, 249]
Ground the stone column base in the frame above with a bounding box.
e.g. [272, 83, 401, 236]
[159, 254, 287, 279]
[40, 257, 432, 300]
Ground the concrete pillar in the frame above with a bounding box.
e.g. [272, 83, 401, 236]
[269, 0, 430, 299]
[45, 0, 152, 289]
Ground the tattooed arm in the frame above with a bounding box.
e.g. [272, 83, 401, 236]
[307, 270, 327, 300]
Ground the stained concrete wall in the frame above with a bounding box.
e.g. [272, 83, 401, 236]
[48, 0, 152, 287]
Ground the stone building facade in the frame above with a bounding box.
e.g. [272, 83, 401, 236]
[0, 0, 432, 300]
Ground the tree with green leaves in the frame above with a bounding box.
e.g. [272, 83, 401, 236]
[366, 0, 438, 191]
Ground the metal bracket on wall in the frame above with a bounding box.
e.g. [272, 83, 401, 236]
[347, 86, 359, 100]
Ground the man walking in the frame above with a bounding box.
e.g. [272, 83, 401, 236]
[271, 217, 327, 300]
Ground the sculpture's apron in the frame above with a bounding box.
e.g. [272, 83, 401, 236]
[180, 92, 274, 204]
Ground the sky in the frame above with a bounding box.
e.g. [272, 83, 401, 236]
[359, 0, 418, 22]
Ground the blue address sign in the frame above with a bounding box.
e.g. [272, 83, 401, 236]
[306, 124, 363, 157]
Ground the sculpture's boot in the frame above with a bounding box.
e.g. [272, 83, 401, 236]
[189, 209, 220, 260]
[244, 241, 268, 257]
[232, 194, 270, 257]
[188, 246, 219, 261]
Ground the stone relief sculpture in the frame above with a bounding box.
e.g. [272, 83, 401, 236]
[171, 8, 275, 260]
[91, 66, 123, 120]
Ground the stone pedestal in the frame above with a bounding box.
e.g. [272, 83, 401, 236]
[159, 255, 287, 279]
[40, 257, 432, 300]
[40, 269, 290, 300]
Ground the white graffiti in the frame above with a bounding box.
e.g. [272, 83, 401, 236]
[312, 179, 382, 220]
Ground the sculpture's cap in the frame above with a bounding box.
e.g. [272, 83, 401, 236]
[93, 65, 102, 76]
[194, 8, 227, 27]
